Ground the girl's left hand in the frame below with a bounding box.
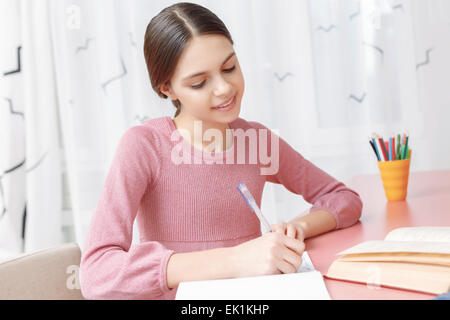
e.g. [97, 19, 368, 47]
[270, 222, 305, 242]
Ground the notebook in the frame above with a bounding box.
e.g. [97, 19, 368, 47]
[175, 251, 330, 300]
[325, 227, 450, 295]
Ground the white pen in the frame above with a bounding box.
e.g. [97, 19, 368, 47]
[237, 183, 272, 233]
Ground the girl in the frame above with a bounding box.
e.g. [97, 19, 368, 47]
[80, 2, 362, 300]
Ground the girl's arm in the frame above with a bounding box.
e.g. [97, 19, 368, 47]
[250, 120, 363, 232]
[166, 210, 336, 289]
[290, 209, 337, 239]
[270, 209, 337, 241]
[166, 247, 234, 288]
[80, 127, 174, 300]
[166, 231, 305, 289]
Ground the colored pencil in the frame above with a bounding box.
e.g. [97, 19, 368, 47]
[371, 135, 381, 161]
[369, 139, 381, 161]
[374, 136, 385, 161]
[403, 135, 409, 160]
[370, 132, 411, 162]
[374, 135, 383, 161]
[392, 137, 396, 160]
[388, 139, 392, 161]
[385, 141, 390, 160]
[379, 137, 389, 161]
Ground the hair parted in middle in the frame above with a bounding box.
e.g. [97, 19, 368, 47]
[143, 2, 234, 117]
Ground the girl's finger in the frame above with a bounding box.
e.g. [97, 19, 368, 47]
[286, 224, 297, 239]
[296, 225, 305, 241]
[269, 224, 278, 232]
[276, 258, 297, 274]
[280, 245, 303, 271]
[281, 234, 305, 256]
[272, 223, 286, 234]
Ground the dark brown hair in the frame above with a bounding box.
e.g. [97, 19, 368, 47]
[143, 2, 234, 117]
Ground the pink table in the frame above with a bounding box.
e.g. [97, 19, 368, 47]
[305, 170, 450, 300]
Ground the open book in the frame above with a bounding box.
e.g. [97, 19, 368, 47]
[325, 227, 450, 295]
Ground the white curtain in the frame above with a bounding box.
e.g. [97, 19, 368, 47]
[1, 0, 63, 258]
[1, 0, 450, 258]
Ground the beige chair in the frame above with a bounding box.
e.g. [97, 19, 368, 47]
[0, 242, 85, 299]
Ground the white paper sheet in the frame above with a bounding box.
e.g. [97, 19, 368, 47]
[298, 251, 315, 273]
[175, 251, 330, 300]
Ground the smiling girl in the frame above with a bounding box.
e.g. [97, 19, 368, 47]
[80, 2, 363, 300]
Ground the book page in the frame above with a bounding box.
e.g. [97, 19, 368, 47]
[339, 252, 450, 267]
[326, 260, 450, 295]
[338, 240, 450, 255]
[385, 227, 450, 242]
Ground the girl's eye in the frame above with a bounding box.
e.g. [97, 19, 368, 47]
[191, 82, 205, 89]
[224, 65, 236, 73]
[191, 66, 236, 89]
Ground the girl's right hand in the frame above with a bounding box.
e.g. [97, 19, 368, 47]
[229, 232, 305, 278]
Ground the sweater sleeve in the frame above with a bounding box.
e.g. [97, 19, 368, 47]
[79, 126, 175, 300]
[251, 121, 363, 230]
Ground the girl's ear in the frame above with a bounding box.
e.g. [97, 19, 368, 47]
[160, 83, 177, 101]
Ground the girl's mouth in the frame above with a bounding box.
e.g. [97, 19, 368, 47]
[212, 95, 236, 112]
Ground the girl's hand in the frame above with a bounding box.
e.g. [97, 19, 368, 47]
[230, 232, 305, 278]
[270, 222, 305, 242]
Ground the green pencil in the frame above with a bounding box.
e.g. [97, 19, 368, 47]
[403, 136, 409, 159]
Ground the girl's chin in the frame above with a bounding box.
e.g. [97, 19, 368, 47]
[213, 107, 240, 121]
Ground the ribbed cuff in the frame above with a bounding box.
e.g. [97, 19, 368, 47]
[159, 249, 176, 295]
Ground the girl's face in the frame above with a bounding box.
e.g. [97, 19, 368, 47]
[160, 34, 245, 127]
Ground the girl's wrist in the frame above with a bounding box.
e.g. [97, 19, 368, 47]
[296, 221, 308, 240]
[226, 245, 241, 278]
[167, 246, 240, 288]
[291, 210, 337, 240]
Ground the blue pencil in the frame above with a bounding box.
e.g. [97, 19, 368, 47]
[389, 137, 393, 161]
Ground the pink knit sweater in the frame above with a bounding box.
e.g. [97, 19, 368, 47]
[79, 116, 362, 300]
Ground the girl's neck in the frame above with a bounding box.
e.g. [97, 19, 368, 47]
[172, 114, 233, 152]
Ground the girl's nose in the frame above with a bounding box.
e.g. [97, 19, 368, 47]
[213, 76, 233, 97]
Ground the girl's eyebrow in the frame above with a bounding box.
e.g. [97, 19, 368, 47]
[182, 51, 235, 81]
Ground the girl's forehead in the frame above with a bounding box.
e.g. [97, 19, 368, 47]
[186, 34, 231, 49]
[173, 35, 235, 80]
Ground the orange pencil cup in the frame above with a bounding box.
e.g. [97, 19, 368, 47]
[377, 151, 412, 201]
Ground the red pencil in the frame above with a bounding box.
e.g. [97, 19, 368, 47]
[376, 135, 388, 161]
[392, 137, 396, 160]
